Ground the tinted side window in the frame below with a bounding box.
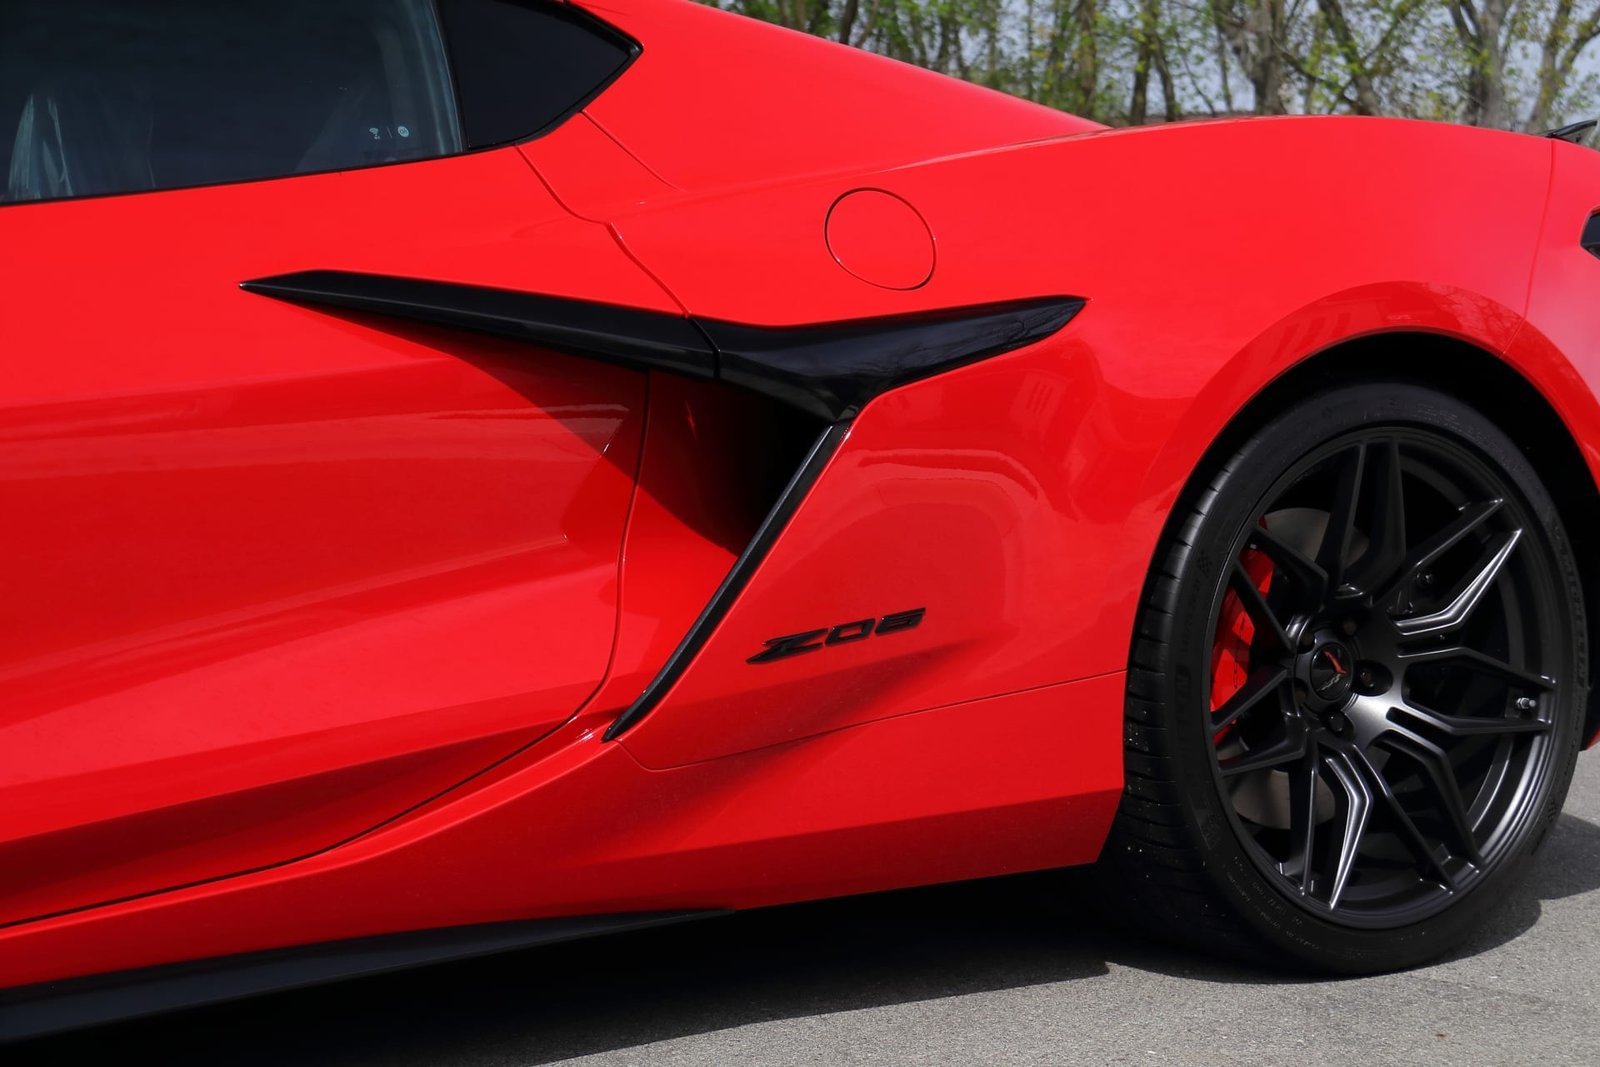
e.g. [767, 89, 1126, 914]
[437, 0, 639, 150]
[0, 0, 461, 203]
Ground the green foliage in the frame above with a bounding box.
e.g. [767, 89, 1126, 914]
[703, 0, 1600, 129]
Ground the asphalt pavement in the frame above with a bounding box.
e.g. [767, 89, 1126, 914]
[14, 759, 1600, 1066]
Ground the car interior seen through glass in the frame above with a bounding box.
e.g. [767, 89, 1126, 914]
[0, 0, 460, 203]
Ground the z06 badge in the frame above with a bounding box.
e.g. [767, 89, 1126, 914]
[747, 608, 927, 664]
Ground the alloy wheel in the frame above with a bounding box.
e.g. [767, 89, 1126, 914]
[1206, 428, 1562, 928]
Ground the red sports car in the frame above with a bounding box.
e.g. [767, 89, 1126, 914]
[4, 0, 1599, 1039]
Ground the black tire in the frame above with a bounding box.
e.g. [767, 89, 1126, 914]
[1106, 382, 1588, 973]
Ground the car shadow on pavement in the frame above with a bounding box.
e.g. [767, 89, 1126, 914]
[1447, 809, 1600, 960]
[13, 812, 1600, 1066]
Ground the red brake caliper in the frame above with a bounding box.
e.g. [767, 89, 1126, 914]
[1210, 545, 1275, 740]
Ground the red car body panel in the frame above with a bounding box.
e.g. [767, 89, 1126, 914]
[2, 0, 1598, 1018]
[0, 148, 660, 926]
[575, 0, 1098, 196]
[0, 671, 1124, 989]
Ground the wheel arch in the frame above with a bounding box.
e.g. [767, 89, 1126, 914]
[1182, 330, 1600, 747]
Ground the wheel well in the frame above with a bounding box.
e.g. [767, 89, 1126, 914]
[1204, 331, 1600, 744]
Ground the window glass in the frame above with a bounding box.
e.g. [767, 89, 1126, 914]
[0, 0, 462, 203]
[436, 0, 638, 150]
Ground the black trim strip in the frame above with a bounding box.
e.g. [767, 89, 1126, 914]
[1546, 119, 1598, 144]
[704, 298, 1084, 420]
[0, 911, 719, 1042]
[603, 421, 851, 740]
[241, 271, 1084, 421]
[241, 271, 717, 380]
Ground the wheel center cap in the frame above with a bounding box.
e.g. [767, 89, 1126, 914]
[1300, 637, 1355, 709]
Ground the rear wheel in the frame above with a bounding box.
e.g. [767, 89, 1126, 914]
[1108, 382, 1587, 972]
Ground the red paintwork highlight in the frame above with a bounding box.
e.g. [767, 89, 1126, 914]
[2, 0, 1599, 997]
[0, 673, 1122, 987]
[0, 148, 651, 923]
[825, 189, 936, 290]
[0, 735, 517, 929]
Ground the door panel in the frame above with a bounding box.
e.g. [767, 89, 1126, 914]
[0, 148, 656, 924]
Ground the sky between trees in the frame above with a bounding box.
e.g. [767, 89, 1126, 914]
[709, 0, 1600, 131]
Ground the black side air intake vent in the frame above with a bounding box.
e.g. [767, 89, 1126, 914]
[242, 270, 1085, 738]
[241, 271, 1083, 422]
[1584, 214, 1600, 259]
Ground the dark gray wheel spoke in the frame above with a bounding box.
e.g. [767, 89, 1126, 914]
[1351, 439, 1407, 594]
[1344, 741, 1457, 889]
[1212, 665, 1291, 737]
[1316, 443, 1366, 589]
[1393, 529, 1521, 637]
[1321, 749, 1374, 909]
[1219, 728, 1308, 778]
[1375, 729, 1484, 865]
[1227, 563, 1292, 659]
[1399, 645, 1555, 691]
[1246, 524, 1329, 607]
[1389, 699, 1551, 738]
[1375, 499, 1503, 604]
[1285, 742, 1321, 896]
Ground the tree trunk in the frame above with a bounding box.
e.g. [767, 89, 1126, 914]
[1074, 0, 1099, 116]
[1211, 1, 1289, 115]
[1528, 3, 1600, 131]
[1452, 0, 1513, 127]
[837, 0, 859, 44]
[1320, 0, 1383, 114]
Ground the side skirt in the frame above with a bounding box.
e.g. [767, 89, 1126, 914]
[0, 910, 721, 1042]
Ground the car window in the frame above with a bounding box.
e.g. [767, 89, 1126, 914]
[0, 0, 642, 206]
[435, 0, 639, 150]
[0, 0, 460, 203]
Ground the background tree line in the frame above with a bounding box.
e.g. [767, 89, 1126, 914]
[707, 0, 1600, 130]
